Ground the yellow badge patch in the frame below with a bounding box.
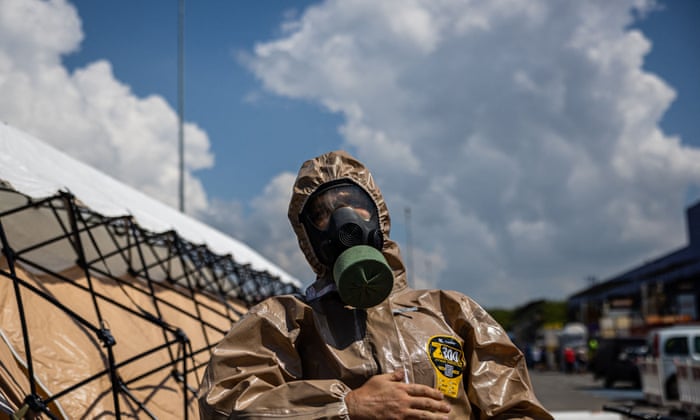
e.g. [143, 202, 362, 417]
[426, 335, 465, 398]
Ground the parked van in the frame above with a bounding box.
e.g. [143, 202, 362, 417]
[647, 325, 700, 400]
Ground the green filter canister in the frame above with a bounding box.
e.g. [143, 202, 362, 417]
[332, 245, 394, 308]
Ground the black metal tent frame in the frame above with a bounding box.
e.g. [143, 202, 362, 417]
[0, 186, 300, 419]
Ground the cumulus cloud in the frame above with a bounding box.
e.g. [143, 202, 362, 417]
[3, 0, 699, 307]
[202, 172, 315, 283]
[244, 0, 700, 306]
[0, 0, 213, 214]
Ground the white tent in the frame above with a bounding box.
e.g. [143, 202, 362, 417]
[0, 123, 299, 418]
[0, 122, 299, 286]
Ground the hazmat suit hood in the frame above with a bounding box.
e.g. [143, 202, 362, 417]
[288, 150, 407, 293]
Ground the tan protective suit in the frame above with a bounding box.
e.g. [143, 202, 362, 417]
[199, 151, 552, 419]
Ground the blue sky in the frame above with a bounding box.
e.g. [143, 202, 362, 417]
[62, 0, 342, 202]
[1, 0, 699, 308]
[635, 1, 699, 150]
[61, 0, 700, 203]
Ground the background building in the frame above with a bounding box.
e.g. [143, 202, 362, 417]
[567, 200, 700, 338]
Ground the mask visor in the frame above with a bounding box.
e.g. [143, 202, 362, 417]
[302, 183, 376, 230]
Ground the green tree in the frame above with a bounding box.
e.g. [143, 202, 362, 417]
[487, 308, 513, 331]
[539, 301, 567, 325]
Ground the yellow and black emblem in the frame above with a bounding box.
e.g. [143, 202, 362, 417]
[426, 335, 465, 398]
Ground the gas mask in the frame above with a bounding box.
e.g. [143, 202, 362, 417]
[302, 181, 394, 308]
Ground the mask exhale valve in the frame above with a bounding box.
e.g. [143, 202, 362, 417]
[332, 245, 393, 308]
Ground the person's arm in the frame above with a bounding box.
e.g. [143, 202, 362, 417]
[198, 299, 351, 419]
[456, 295, 553, 420]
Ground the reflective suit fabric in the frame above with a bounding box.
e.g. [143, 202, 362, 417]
[198, 151, 552, 419]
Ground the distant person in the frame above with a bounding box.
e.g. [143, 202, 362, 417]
[199, 151, 552, 419]
[524, 342, 534, 368]
[575, 347, 587, 373]
[531, 345, 543, 370]
[564, 347, 576, 374]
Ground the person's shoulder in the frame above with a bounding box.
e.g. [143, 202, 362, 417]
[248, 293, 308, 314]
[396, 288, 482, 311]
[410, 288, 478, 303]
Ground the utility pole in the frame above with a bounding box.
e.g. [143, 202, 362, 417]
[177, 0, 185, 212]
[404, 206, 414, 287]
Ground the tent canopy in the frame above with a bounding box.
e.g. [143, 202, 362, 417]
[0, 122, 299, 287]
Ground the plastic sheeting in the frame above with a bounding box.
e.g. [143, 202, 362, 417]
[0, 260, 240, 418]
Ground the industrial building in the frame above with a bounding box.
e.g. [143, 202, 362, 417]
[567, 200, 700, 338]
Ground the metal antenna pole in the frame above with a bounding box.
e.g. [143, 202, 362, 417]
[404, 206, 414, 287]
[178, 0, 185, 213]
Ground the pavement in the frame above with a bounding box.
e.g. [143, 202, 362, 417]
[527, 370, 675, 419]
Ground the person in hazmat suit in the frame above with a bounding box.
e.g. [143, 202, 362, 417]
[198, 150, 552, 420]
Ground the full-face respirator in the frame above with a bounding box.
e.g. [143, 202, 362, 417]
[302, 182, 394, 308]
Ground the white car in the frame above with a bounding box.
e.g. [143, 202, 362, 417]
[647, 325, 700, 400]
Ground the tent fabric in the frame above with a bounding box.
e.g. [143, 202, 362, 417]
[0, 258, 235, 418]
[0, 123, 301, 418]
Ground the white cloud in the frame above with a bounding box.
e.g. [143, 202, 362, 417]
[0, 0, 213, 214]
[202, 172, 315, 284]
[244, 0, 700, 306]
[2, 0, 699, 308]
